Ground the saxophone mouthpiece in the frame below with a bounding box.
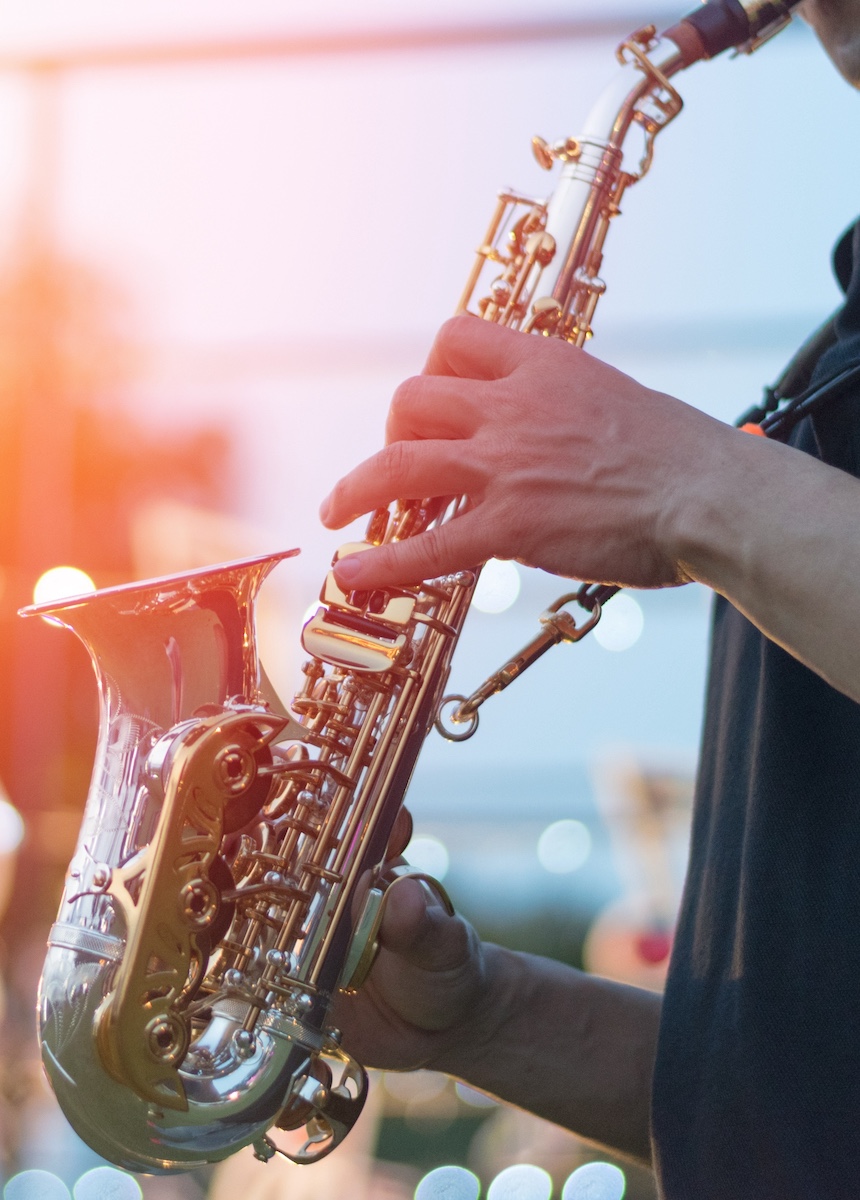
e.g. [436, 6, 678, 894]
[665, 0, 803, 65]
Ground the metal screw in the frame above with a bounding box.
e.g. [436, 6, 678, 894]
[214, 744, 255, 795]
[91, 864, 111, 890]
[234, 1030, 256, 1059]
[147, 1018, 181, 1063]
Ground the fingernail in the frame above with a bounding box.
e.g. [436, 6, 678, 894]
[335, 555, 363, 584]
[319, 495, 331, 524]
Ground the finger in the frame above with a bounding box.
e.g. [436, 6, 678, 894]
[424, 313, 530, 380]
[376, 876, 431, 954]
[348, 867, 454, 961]
[377, 876, 468, 974]
[385, 373, 485, 445]
[386, 807, 413, 858]
[332, 509, 491, 589]
[320, 439, 481, 530]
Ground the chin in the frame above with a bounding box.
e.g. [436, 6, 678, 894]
[832, 46, 860, 88]
[801, 0, 860, 85]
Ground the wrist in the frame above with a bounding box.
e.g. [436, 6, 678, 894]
[427, 942, 526, 1080]
[664, 414, 773, 593]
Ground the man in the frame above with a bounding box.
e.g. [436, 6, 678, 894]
[320, 2, 860, 1194]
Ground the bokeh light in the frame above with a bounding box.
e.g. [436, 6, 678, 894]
[592, 593, 644, 652]
[537, 818, 592, 874]
[415, 1165, 481, 1200]
[472, 559, 521, 614]
[561, 1161, 626, 1200]
[33, 566, 96, 607]
[487, 1164, 553, 1200]
[383, 1069, 449, 1104]
[405, 833, 450, 881]
[72, 1168, 142, 1200]
[4, 1171, 71, 1200]
[0, 797, 24, 854]
[455, 1080, 498, 1108]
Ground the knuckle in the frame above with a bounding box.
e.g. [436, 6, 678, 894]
[388, 375, 424, 427]
[326, 475, 352, 517]
[483, 433, 524, 498]
[435, 314, 473, 364]
[439, 314, 467, 343]
[418, 522, 457, 575]
[368, 541, 398, 576]
[380, 439, 415, 494]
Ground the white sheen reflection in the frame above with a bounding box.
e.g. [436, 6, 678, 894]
[472, 559, 521, 614]
[592, 593, 644, 652]
[33, 566, 96, 607]
[4, 1171, 71, 1200]
[537, 819, 592, 874]
[415, 1165, 481, 1200]
[562, 1161, 626, 1200]
[73, 1167, 143, 1200]
[406, 834, 450, 881]
[302, 600, 320, 629]
[487, 1164, 553, 1200]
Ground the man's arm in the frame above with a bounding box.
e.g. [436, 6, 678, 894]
[320, 315, 860, 703]
[334, 877, 660, 1165]
[674, 427, 860, 702]
[436, 946, 661, 1164]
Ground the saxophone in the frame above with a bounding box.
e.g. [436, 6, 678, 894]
[21, 0, 801, 1174]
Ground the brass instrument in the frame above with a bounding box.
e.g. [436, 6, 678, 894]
[22, 0, 802, 1175]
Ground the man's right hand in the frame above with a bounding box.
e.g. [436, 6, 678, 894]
[333, 873, 491, 1074]
[333, 866, 661, 1166]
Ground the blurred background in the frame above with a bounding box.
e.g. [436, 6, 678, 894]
[0, 1, 858, 1197]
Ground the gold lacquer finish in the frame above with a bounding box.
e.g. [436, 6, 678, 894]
[95, 710, 288, 1110]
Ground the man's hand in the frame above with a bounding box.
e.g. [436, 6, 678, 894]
[334, 859, 661, 1165]
[320, 314, 735, 593]
[333, 873, 489, 1073]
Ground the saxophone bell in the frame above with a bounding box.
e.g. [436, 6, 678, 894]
[23, 551, 374, 1171]
[23, 544, 472, 1171]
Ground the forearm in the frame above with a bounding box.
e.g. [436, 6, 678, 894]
[431, 944, 661, 1165]
[674, 422, 860, 702]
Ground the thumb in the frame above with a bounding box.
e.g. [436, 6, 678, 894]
[424, 313, 530, 380]
[378, 875, 471, 975]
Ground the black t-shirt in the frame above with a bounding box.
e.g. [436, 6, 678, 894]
[651, 221, 860, 1199]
